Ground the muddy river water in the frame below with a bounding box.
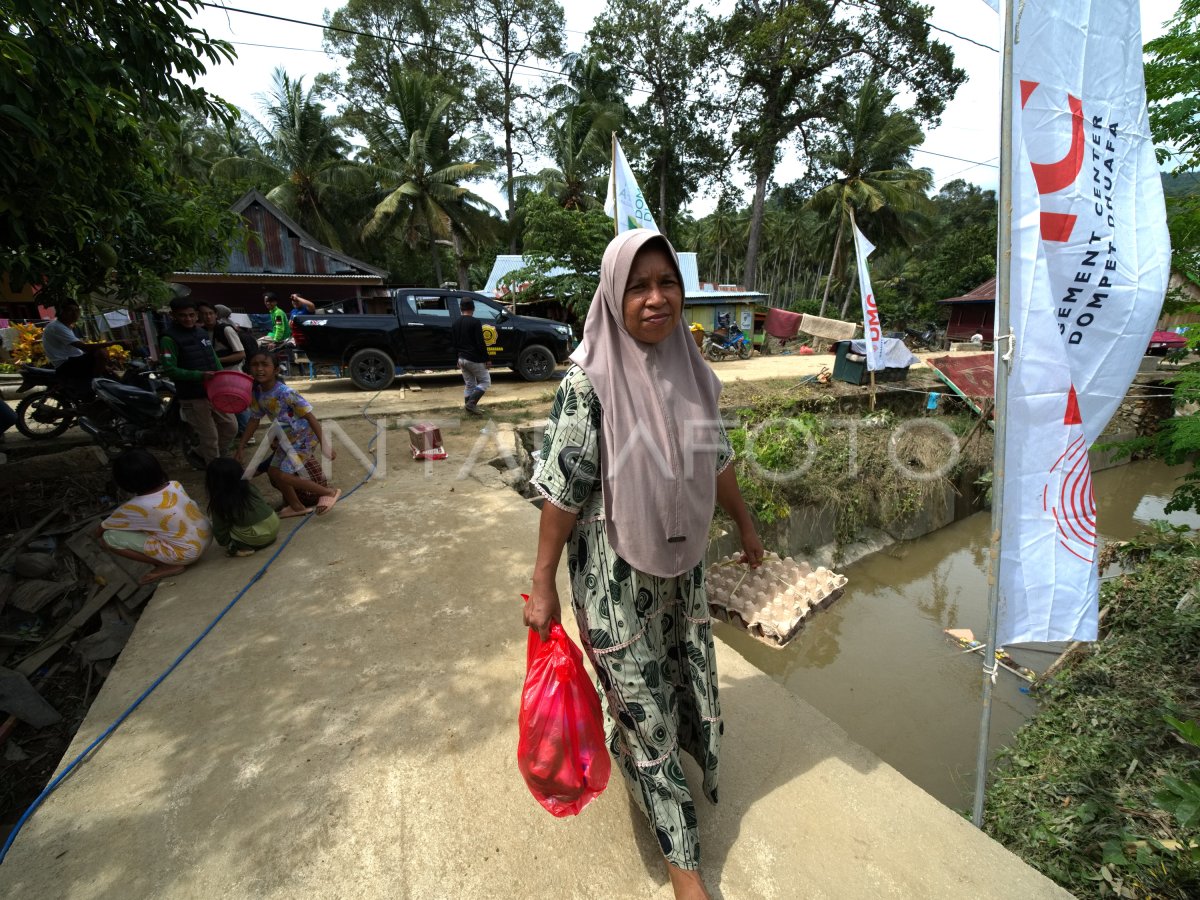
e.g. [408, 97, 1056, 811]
[715, 459, 1200, 811]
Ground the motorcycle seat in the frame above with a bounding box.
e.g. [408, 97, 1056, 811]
[93, 378, 160, 403]
[22, 366, 58, 378]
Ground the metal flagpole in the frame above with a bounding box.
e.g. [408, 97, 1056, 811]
[611, 133, 620, 238]
[972, 0, 1016, 829]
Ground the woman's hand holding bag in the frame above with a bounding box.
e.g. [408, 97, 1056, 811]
[517, 596, 610, 817]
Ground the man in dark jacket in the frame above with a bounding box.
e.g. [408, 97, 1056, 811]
[450, 298, 491, 414]
[160, 296, 236, 463]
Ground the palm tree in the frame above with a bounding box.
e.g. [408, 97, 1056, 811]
[518, 106, 615, 211]
[806, 79, 933, 317]
[211, 68, 367, 252]
[696, 196, 748, 285]
[360, 73, 496, 286]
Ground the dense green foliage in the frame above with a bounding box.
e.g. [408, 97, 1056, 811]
[1144, 0, 1200, 175]
[723, 0, 964, 289]
[985, 527, 1200, 898]
[1133, 0, 1200, 515]
[503, 194, 612, 316]
[0, 0, 240, 302]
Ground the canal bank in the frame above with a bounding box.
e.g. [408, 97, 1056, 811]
[718, 459, 1200, 812]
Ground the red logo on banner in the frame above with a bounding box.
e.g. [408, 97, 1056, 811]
[1021, 81, 1085, 242]
[1063, 385, 1082, 425]
[1043, 433, 1096, 563]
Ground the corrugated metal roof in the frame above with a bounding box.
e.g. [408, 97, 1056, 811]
[482, 255, 571, 295]
[940, 277, 996, 304]
[677, 252, 701, 291]
[177, 189, 386, 280]
[481, 251, 751, 299]
[684, 291, 768, 303]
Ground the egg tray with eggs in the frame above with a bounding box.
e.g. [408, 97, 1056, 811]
[705, 551, 848, 648]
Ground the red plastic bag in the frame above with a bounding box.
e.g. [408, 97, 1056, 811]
[517, 598, 610, 817]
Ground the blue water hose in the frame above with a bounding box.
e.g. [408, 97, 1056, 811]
[0, 393, 384, 863]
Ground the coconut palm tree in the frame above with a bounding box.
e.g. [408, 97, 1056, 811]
[211, 68, 367, 252]
[695, 195, 748, 285]
[360, 73, 497, 286]
[806, 79, 933, 317]
[518, 105, 616, 211]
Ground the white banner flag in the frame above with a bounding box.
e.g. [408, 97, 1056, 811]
[999, 0, 1170, 645]
[851, 221, 885, 371]
[605, 137, 659, 234]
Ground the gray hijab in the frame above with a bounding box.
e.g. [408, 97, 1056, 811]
[570, 230, 723, 578]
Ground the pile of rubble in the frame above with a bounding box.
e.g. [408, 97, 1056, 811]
[706, 552, 848, 648]
[1, 505, 151, 822]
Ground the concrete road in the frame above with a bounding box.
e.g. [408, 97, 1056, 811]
[294, 350, 888, 421]
[0, 414, 1067, 899]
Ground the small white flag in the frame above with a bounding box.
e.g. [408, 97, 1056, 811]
[605, 137, 659, 233]
[851, 222, 885, 371]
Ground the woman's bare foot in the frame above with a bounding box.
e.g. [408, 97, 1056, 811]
[279, 506, 314, 519]
[139, 564, 186, 585]
[667, 864, 711, 900]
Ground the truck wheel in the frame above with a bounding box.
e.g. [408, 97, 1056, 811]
[347, 348, 396, 391]
[515, 344, 556, 381]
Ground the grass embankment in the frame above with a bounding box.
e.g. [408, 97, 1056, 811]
[717, 377, 991, 546]
[985, 526, 1200, 898]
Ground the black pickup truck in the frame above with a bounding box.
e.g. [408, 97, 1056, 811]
[292, 288, 576, 390]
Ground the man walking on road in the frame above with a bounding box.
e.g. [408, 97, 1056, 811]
[451, 298, 490, 415]
[160, 296, 236, 464]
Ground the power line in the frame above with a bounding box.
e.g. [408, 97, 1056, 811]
[935, 156, 1000, 186]
[228, 40, 346, 55]
[916, 147, 1000, 167]
[201, 2, 1003, 174]
[843, 0, 999, 53]
[199, 3, 635, 92]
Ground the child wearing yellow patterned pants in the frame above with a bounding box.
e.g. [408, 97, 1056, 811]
[95, 448, 212, 584]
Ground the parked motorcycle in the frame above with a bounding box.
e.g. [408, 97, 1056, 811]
[78, 372, 205, 470]
[901, 323, 944, 352]
[702, 313, 753, 361]
[15, 359, 156, 440]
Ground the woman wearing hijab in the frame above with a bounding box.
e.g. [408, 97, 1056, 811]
[526, 230, 763, 899]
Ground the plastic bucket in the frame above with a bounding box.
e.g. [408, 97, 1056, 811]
[205, 370, 254, 414]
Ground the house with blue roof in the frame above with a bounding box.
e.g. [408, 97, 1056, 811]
[481, 252, 770, 335]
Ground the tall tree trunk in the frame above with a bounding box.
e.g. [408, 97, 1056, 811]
[658, 153, 669, 240]
[430, 239, 443, 287]
[744, 167, 770, 290]
[453, 232, 470, 289]
[505, 97, 517, 253]
[817, 213, 845, 317]
[839, 266, 858, 319]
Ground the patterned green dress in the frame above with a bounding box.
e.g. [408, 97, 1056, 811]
[532, 365, 732, 870]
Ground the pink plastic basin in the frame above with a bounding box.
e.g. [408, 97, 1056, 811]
[206, 370, 254, 414]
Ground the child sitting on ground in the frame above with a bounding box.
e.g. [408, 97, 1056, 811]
[96, 448, 211, 584]
[205, 457, 281, 557]
[235, 349, 341, 517]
